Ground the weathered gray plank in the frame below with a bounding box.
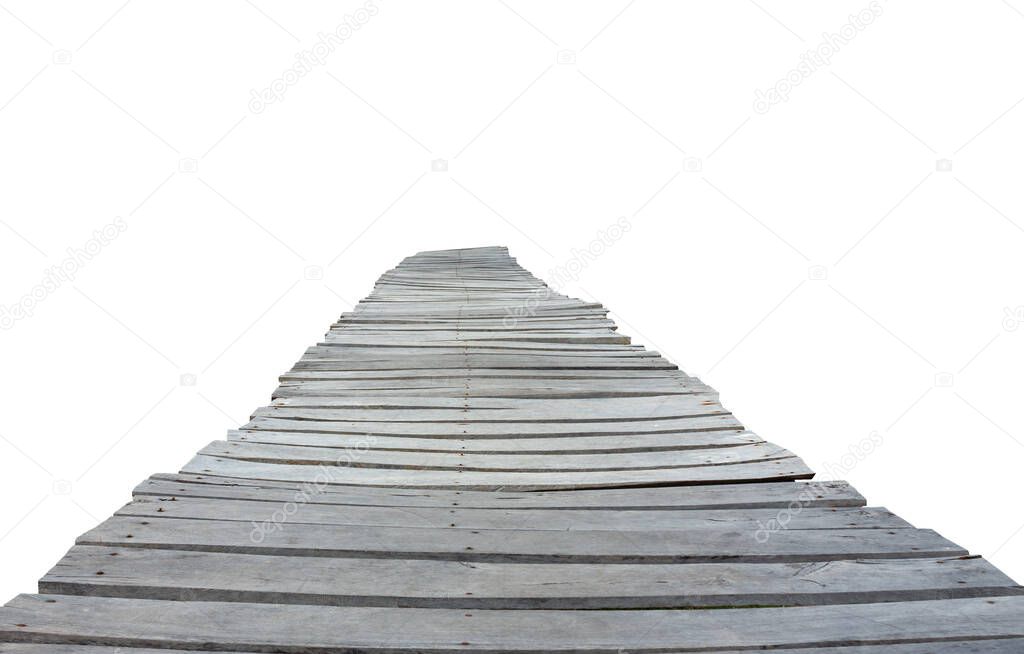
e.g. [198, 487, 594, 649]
[244, 414, 744, 437]
[41, 547, 1018, 609]
[136, 476, 866, 510]
[277, 372, 694, 387]
[291, 356, 670, 369]
[319, 338, 647, 351]
[249, 400, 730, 423]
[115, 496, 905, 531]
[4, 594, 1024, 651]
[226, 428, 763, 454]
[197, 440, 793, 472]
[304, 344, 647, 356]
[278, 367, 689, 379]
[325, 330, 633, 344]
[180, 453, 814, 489]
[272, 381, 702, 399]
[6, 644, 1024, 654]
[320, 320, 621, 331]
[268, 394, 715, 411]
[78, 516, 963, 563]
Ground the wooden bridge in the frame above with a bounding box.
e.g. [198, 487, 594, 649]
[2, 246, 1022, 652]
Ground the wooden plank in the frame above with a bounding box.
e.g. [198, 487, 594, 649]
[277, 373, 694, 386]
[277, 367, 690, 379]
[196, 440, 794, 472]
[320, 320, 620, 330]
[226, 428, 763, 453]
[135, 476, 866, 510]
[300, 346, 658, 358]
[317, 338, 644, 351]
[326, 331, 632, 344]
[290, 355, 669, 369]
[115, 496, 905, 531]
[243, 414, 745, 437]
[272, 383, 703, 400]
[273, 379, 704, 399]
[179, 453, 814, 490]
[334, 306, 607, 319]
[41, 547, 1018, 609]
[268, 394, 720, 413]
[78, 516, 963, 563]
[297, 353, 671, 366]
[4, 594, 1023, 652]
[6, 643, 1024, 654]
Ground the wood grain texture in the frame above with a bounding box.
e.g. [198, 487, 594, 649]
[41, 547, 1018, 609]
[4, 594, 1024, 652]
[1, 246, 1020, 651]
[134, 475, 866, 509]
[6, 643, 1024, 654]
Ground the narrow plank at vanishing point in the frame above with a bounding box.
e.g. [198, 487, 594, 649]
[2, 245, 1022, 653]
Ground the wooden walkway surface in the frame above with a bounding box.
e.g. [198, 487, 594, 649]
[2, 245, 1022, 652]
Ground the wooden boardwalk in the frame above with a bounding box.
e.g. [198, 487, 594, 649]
[2, 245, 1022, 652]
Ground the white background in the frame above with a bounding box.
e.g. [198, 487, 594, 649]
[2, 0, 1024, 601]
